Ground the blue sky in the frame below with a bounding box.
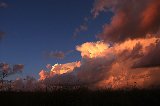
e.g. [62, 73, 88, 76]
[0, 0, 111, 79]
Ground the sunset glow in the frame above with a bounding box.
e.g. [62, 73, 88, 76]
[0, 0, 160, 91]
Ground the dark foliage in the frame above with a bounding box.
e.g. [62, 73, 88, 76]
[0, 88, 160, 106]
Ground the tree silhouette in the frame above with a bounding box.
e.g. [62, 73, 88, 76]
[0, 63, 24, 90]
[0, 63, 24, 80]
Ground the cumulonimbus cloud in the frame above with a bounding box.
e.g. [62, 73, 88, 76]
[132, 39, 160, 68]
[39, 37, 160, 89]
[92, 0, 160, 42]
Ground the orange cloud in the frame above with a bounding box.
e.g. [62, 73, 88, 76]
[92, 0, 160, 42]
[76, 41, 109, 58]
[39, 36, 160, 89]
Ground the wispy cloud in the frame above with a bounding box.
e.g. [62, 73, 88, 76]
[73, 23, 88, 38]
[0, 1, 8, 40]
[0, 2, 8, 8]
[45, 50, 73, 59]
[0, 32, 5, 40]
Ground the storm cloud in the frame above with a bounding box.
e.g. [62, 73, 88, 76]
[92, 0, 160, 42]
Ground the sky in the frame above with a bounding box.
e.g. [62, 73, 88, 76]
[0, 0, 160, 89]
[0, 0, 111, 79]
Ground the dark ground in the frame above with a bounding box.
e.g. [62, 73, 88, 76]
[0, 88, 160, 106]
